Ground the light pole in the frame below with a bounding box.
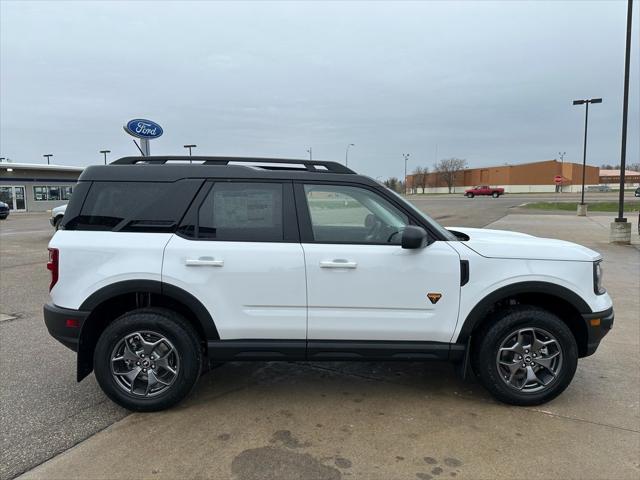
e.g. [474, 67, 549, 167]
[184, 144, 197, 156]
[572, 98, 602, 211]
[616, 0, 633, 227]
[345, 143, 355, 167]
[100, 150, 111, 165]
[43, 154, 53, 165]
[402, 153, 410, 194]
[306, 147, 312, 160]
[558, 151, 566, 192]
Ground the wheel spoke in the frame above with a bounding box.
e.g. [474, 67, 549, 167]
[534, 351, 559, 371]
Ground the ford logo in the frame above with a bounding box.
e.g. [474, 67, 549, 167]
[124, 119, 163, 139]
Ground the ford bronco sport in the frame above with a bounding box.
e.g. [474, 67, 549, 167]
[44, 156, 614, 411]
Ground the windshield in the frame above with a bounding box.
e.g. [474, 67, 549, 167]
[381, 184, 457, 241]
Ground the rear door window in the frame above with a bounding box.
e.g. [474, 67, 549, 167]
[195, 182, 284, 241]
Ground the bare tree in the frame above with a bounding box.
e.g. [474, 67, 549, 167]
[383, 177, 402, 193]
[412, 166, 429, 194]
[434, 158, 467, 193]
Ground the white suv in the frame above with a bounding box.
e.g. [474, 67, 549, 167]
[44, 156, 614, 411]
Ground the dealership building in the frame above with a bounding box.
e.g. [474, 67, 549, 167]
[406, 159, 603, 194]
[0, 162, 84, 212]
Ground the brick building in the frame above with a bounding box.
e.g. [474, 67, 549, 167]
[406, 159, 600, 194]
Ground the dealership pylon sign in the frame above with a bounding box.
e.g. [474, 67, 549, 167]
[123, 118, 163, 156]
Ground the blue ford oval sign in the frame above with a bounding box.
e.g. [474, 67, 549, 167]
[124, 119, 163, 139]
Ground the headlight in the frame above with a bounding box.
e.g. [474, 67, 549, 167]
[594, 260, 605, 295]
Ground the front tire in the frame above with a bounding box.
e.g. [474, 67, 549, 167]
[492, 192, 500, 198]
[467, 193, 474, 198]
[94, 307, 202, 412]
[472, 306, 577, 406]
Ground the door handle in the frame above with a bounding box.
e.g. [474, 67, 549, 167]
[185, 257, 224, 267]
[319, 259, 357, 269]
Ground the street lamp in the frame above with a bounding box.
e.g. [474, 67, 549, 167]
[100, 150, 111, 165]
[306, 147, 312, 160]
[558, 151, 566, 192]
[43, 154, 53, 165]
[345, 143, 355, 167]
[184, 144, 197, 156]
[402, 153, 410, 194]
[572, 98, 602, 210]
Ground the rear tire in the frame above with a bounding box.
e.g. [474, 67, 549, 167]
[492, 192, 500, 198]
[53, 217, 62, 230]
[94, 307, 202, 412]
[472, 306, 577, 406]
[467, 193, 474, 198]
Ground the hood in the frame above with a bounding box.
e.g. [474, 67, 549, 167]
[446, 227, 600, 262]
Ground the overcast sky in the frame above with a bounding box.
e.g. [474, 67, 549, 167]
[1, 0, 638, 179]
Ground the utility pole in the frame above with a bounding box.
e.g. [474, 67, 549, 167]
[306, 147, 312, 160]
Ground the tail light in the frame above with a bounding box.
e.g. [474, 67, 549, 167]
[47, 248, 59, 291]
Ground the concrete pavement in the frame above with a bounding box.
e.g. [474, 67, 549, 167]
[15, 213, 639, 480]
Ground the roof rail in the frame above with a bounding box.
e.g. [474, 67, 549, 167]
[110, 156, 355, 174]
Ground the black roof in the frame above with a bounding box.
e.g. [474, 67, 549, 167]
[79, 156, 378, 185]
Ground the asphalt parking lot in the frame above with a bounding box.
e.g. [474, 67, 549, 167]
[1, 193, 639, 480]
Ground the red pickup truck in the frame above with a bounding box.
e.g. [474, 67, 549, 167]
[464, 185, 505, 198]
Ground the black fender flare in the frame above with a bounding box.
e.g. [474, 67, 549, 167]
[79, 279, 218, 339]
[456, 281, 591, 343]
[76, 280, 218, 381]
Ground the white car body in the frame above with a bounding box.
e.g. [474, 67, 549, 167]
[49, 227, 612, 344]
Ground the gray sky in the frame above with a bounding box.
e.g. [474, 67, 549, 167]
[1, 0, 638, 180]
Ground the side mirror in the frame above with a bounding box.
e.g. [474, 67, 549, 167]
[401, 225, 428, 249]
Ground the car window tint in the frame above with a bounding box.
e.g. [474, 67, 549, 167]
[197, 182, 284, 241]
[65, 180, 201, 232]
[304, 184, 408, 244]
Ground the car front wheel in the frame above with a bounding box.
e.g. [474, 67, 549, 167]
[472, 306, 578, 406]
[467, 193, 474, 198]
[94, 307, 202, 411]
[492, 192, 500, 198]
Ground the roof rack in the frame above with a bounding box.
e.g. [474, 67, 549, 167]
[110, 156, 355, 174]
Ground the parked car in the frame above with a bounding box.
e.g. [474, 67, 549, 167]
[586, 185, 611, 192]
[635, 187, 640, 197]
[464, 185, 504, 198]
[0, 201, 9, 219]
[44, 156, 613, 411]
[50, 204, 67, 229]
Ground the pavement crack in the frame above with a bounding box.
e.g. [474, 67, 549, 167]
[524, 408, 640, 434]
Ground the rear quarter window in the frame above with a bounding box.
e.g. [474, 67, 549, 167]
[64, 179, 203, 232]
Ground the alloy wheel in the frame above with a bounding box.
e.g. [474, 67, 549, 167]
[110, 331, 180, 397]
[496, 327, 563, 393]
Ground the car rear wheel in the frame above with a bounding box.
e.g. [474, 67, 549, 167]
[472, 306, 577, 406]
[94, 307, 202, 411]
[467, 193, 474, 198]
[492, 192, 500, 198]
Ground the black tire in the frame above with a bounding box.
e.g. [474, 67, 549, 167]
[94, 307, 202, 412]
[472, 306, 577, 406]
[467, 193, 474, 198]
[492, 192, 499, 198]
[53, 216, 62, 230]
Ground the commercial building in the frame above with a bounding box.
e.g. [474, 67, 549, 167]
[0, 162, 84, 212]
[599, 169, 640, 187]
[406, 159, 600, 194]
